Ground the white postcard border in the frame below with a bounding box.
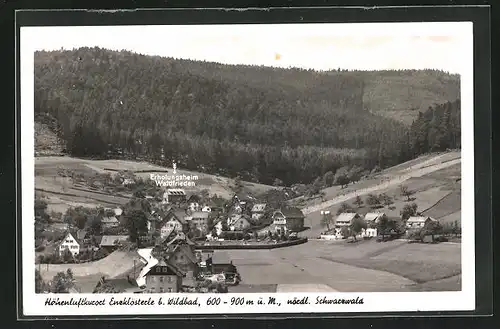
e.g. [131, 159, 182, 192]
[20, 21, 475, 316]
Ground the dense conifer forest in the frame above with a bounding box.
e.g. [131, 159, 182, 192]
[34, 47, 461, 186]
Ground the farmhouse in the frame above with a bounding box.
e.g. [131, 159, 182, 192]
[99, 235, 129, 251]
[406, 216, 437, 229]
[158, 209, 190, 236]
[272, 207, 305, 234]
[143, 260, 185, 293]
[336, 213, 361, 227]
[163, 189, 187, 204]
[157, 233, 199, 284]
[364, 212, 387, 224]
[251, 203, 267, 221]
[101, 216, 119, 229]
[190, 211, 210, 234]
[58, 232, 81, 256]
[227, 214, 251, 231]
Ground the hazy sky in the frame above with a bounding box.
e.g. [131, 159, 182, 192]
[23, 22, 471, 74]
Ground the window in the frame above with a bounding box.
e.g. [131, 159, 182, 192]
[149, 276, 155, 283]
[150, 288, 155, 293]
[166, 276, 172, 283]
[167, 288, 172, 292]
[159, 287, 164, 293]
[162, 267, 168, 273]
[159, 276, 164, 283]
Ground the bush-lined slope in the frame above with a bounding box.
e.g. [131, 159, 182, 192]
[34, 47, 460, 186]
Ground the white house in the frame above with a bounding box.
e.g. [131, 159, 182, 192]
[406, 216, 437, 229]
[59, 232, 80, 256]
[336, 213, 361, 227]
[113, 208, 123, 216]
[228, 214, 251, 231]
[361, 227, 378, 238]
[251, 203, 267, 221]
[163, 189, 187, 204]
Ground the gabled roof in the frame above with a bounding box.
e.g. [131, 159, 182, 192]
[102, 216, 119, 224]
[146, 260, 186, 277]
[228, 214, 251, 226]
[407, 216, 436, 223]
[275, 207, 304, 218]
[336, 212, 360, 222]
[162, 209, 188, 225]
[93, 277, 140, 293]
[61, 232, 80, 246]
[364, 212, 386, 222]
[99, 235, 128, 247]
[251, 203, 267, 212]
[166, 189, 186, 196]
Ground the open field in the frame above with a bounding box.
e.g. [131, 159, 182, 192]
[35, 156, 275, 213]
[225, 240, 460, 292]
[37, 250, 143, 282]
[296, 153, 461, 238]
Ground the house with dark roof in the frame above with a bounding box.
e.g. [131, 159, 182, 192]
[154, 233, 199, 286]
[206, 251, 236, 274]
[157, 209, 189, 237]
[101, 216, 120, 229]
[227, 214, 251, 231]
[144, 260, 185, 293]
[272, 207, 305, 234]
[93, 276, 143, 293]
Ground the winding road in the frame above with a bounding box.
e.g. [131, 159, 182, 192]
[302, 157, 460, 216]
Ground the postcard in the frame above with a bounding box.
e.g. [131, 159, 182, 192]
[19, 15, 476, 317]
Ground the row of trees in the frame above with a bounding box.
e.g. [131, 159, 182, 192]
[34, 48, 461, 186]
[35, 268, 76, 293]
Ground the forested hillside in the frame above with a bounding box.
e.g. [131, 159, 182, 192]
[34, 47, 460, 186]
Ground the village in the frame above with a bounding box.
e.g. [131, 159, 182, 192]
[35, 162, 460, 294]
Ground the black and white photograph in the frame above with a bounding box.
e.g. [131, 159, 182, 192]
[19, 13, 478, 317]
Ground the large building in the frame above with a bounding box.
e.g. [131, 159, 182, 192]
[163, 189, 187, 204]
[143, 260, 185, 293]
[272, 207, 305, 234]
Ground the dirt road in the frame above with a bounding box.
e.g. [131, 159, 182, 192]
[302, 158, 460, 215]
